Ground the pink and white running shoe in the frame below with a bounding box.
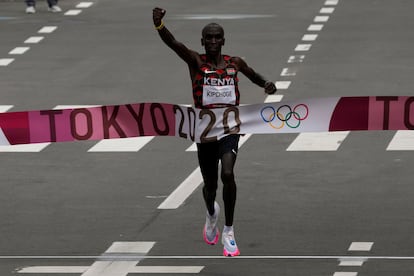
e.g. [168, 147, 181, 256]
[203, 202, 220, 245]
[222, 230, 240, 257]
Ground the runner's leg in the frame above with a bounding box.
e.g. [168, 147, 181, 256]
[221, 151, 237, 226]
[219, 134, 240, 226]
[197, 142, 219, 216]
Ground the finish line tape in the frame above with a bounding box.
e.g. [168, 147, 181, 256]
[0, 96, 412, 145]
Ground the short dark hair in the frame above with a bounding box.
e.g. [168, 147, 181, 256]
[201, 23, 224, 37]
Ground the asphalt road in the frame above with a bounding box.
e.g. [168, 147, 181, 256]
[1, 0, 414, 275]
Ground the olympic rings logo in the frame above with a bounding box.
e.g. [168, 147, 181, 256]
[260, 104, 309, 129]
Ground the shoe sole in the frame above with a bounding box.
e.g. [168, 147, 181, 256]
[203, 226, 219, 245]
[223, 247, 240, 257]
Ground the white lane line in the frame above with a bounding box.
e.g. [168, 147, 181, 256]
[19, 266, 88, 273]
[0, 58, 14, 66]
[0, 105, 14, 112]
[76, 2, 94, 8]
[0, 143, 49, 152]
[288, 55, 305, 63]
[80, 242, 154, 276]
[160, 134, 252, 209]
[9, 255, 414, 260]
[325, 0, 339, 5]
[17, 242, 204, 274]
[158, 167, 203, 209]
[295, 44, 312, 51]
[275, 81, 291, 90]
[286, 131, 349, 151]
[87, 137, 155, 152]
[24, 36, 44, 44]
[386, 130, 414, 150]
[333, 273, 357, 276]
[174, 14, 275, 20]
[38, 26, 57, 34]
[131, 266, 203, 273]
[308, 24, 324, 31]
[338, 260, 365, 266]
[281, 67, 297, 76]
[19, 266, 203, 274]
[265, 94, 284, 103]
[65, 10, 82, 16]
[302, 34, 318, 41]
[348, 242, 374, 252]
[9, 47, 30, 55]
[185, 143, 197, 152]
[320, 7, 335, 14]
[106, 242, 155, 253]
[314, 15, 330, 22]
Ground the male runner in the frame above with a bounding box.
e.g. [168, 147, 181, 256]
[153, 7, 277, 257]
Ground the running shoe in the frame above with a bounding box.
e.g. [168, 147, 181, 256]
[26, 6, 36, 14]
[48, 5, 62, 12]
[203, 202, 220, 245]
[222, 230, 240, 257]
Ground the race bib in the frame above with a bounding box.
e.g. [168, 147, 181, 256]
[202, 85, 236, 106]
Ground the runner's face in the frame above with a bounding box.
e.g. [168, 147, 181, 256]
[202, 27, 225, 54]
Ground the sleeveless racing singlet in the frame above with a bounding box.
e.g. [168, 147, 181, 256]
[192, 54, 240, 109]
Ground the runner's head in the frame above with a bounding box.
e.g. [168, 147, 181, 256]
[201, 23, 225, 54]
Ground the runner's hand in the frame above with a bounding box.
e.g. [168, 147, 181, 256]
[264, 81, 277, 95]
[153, 7, 166, 27]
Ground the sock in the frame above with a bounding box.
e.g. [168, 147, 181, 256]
[223, 225, 233, 233]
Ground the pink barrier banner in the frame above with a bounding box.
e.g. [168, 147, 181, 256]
[0, 96, 413, 145]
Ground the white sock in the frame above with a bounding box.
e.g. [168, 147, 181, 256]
[223, 225, 233, 233]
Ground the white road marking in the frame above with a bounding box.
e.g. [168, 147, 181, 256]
[65, 10, 82, 16]
[333, 273, 357, 276]
[314, 15, 330, 22]
[38, 26, 57, 34]
[338, 260, 365, 266]
[174, 14, 275, 20]
[159, 134, 252, 209]
[308, 24, 324, 31]
[295, 44, 312, 51]
[24, 36, 44, 44]
[18, 266, 203, 273]
[288, 55, 305, 63]
[17, 242, 204, 274]
[0, 105, 14, 112]
[302, 34, 318, 41]
[325, 0, 339, 5]
[348, 242, 374, 252]
[281, 67, 297, 76]
[0, 143, 50, 152]
[265, 94, 284, 103]
[0, 58, 14, 66]
[286, 132, 349, 151]
[386, 130, 414, 150]
[275, 81, 291, 89]
[80, 242, 154, 276]
[185, 143, 197, 152]
[87, 137, 155, 152]
[7, 255, 414, 260]
[19, 266, 89, 273]
[157, 167, 203, 209]
[9, 47, 30, 55]
[76, 2, 94, 8]
[320, 7, 335, 14]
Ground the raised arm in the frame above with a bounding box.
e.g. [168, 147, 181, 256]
[153, 7, 198, 66]
[232, 57, 277, 95]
